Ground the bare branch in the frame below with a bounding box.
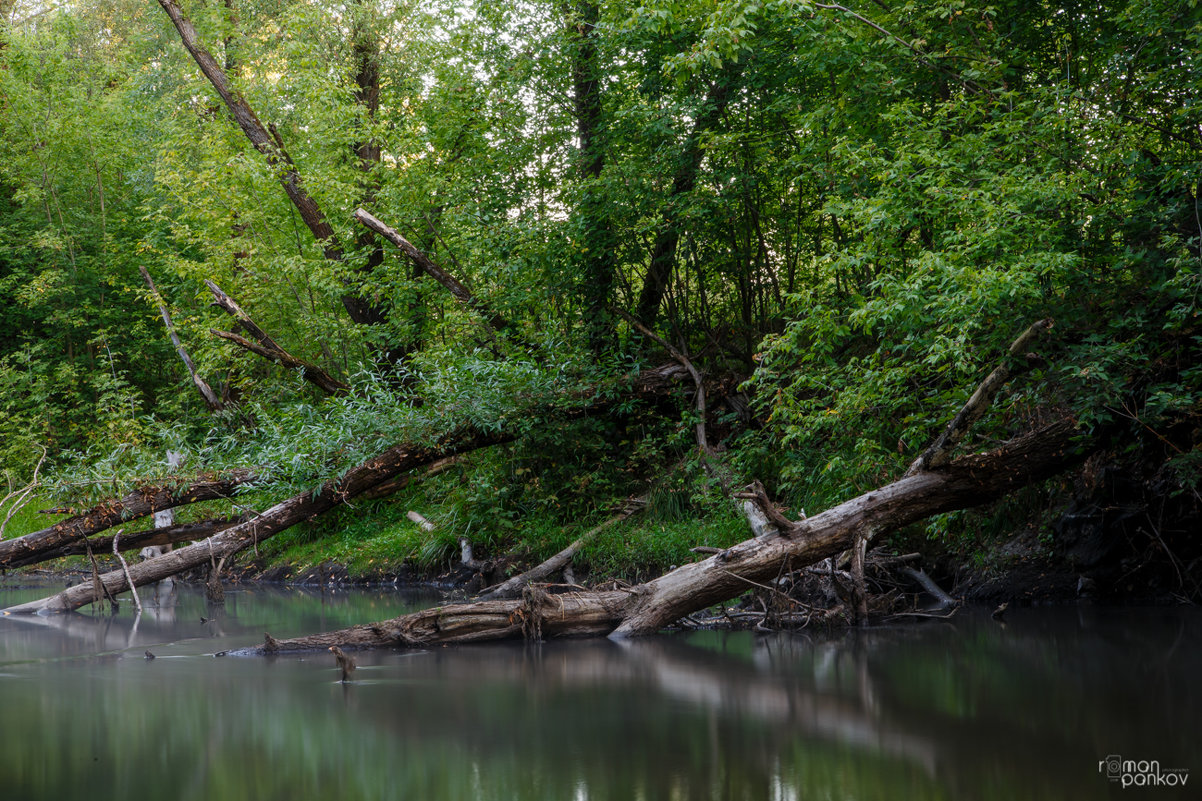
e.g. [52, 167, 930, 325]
[205, 279, 349, 395]
[139, 266, 225, 410]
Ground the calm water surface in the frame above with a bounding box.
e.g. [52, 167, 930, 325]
[0, 579, 1196, 800]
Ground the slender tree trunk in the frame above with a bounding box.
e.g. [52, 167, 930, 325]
[565, 0, 616, 352]
[635, 66, 741, 327]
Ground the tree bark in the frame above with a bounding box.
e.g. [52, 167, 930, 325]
[156, 0, 393, 338]
[0, 470, 253, 570]
[228, 418, 1086, 652]
[566, 0, 617, 352]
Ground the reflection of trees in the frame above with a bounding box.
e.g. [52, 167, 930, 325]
[1, 583, 1197, 801]
[0, 583, 434, 660]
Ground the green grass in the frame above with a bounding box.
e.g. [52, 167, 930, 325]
[0, 492, 65, 539]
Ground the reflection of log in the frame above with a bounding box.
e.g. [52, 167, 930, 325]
[3, 517, 246, 569]
[3, 432, 513, 615]
[0, 470, 253, 570]
[235, 419, 1086, 652]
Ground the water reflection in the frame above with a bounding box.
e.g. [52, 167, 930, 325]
[0, 580, 1196, 800]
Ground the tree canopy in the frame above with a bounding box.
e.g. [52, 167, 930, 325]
[1, 0, 1197, 576]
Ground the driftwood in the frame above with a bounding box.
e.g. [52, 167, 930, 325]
[228, 418, 1085, 653]
[205, 280, 349, 395]
[0, 470, 253, 570]
[224, 320, 1083, 651]
[896, 566, 958, 609]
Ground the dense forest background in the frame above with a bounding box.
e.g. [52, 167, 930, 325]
[1, 0, 1198, 592]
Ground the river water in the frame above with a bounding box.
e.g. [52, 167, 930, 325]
[0, 579, 1196, 800]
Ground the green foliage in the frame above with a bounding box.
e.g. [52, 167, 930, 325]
[2, 0, 1198, 575]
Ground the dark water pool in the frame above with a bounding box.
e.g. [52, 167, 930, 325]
[0, 579, 1196, 800]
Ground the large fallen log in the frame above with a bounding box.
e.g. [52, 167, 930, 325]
[2, 431, 513, 615]
[3, 517, 247, 569]
[229, 417, 1086, 652]
[0, 470, 253, 570]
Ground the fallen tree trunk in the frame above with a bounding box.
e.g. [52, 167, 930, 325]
[1, 362, 690, 598]
[229, 418, 1086, 652]
[3, 431, 513, 615]
[0, 470, 253, 570]
[3, 517, 247, 569]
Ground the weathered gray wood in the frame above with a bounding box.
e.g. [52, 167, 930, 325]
[907, 319, 1052, 475]
[353, 208, 512, 334]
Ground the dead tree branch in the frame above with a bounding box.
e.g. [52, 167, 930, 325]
[479, 495, 647, 600]
[205, 279, 348, 395]
[139, 266, 224, 411]
[353, 208, 512, 334]
[907, 318, 1053, 475]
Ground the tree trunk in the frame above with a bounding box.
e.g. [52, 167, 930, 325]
[3, 431, 514, 615]
[156, 0, 394, 342]
[2, 518, 245, 570]
[353, 209, 512, 334]
[0, 470, 253, 570]
[139, 266, 224, 410]
[634, 66, 741, 327]
[227, 419, 1086, 652]
[566, 0, 617, 353]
